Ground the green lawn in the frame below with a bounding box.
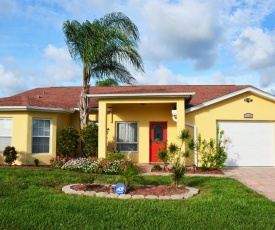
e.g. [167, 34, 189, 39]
[0, 167, 274, 229]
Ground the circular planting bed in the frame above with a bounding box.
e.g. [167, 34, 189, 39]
[62, 184, 199, 200]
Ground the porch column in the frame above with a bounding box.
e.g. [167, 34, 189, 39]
[176, 99, 185, 138]
[98, 101, 107, 158]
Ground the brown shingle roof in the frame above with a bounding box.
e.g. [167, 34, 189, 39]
[0, 85, 252, 111]
[0, 87, 84, 110]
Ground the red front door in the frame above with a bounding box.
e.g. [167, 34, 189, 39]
[150, 122, 167, 162]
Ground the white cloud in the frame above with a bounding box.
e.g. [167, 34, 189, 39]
[227, 0, 275, 38]
[258, 67, 275, 88]
[139, 0, 224, 70]
[211, 72, 235, 85]
[232, 27, 275, 70]
[135, 65, 187, 85]
[43, 44, 81, 84]
[2, 0, 275, 97]
[2, 56, 15, 62]
[134, 66, 237, 86]
[232, 27, 275, 88]
[0, 64, 27, 96]
[0, 0, 16, 15]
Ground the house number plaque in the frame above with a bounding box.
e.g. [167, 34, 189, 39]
[244, 113, 253, 118]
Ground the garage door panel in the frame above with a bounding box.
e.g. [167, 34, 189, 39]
[218, 121, 274, 167]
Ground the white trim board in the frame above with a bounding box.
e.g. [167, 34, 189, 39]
[186, 87, 275, 113]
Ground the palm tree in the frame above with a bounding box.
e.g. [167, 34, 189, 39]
[63, 12, 144, 129]
[95, 79, 119, 86]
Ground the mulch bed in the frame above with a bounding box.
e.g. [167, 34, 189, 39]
[71, 184, 189, 196]
[151, 167, 224, 174]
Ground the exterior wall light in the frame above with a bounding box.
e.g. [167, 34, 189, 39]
[171, 110, 177, 122]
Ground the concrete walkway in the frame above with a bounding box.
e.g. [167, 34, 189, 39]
[223, 167, 275, 202]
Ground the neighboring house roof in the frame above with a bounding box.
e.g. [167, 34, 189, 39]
[0, 85, 272, 112]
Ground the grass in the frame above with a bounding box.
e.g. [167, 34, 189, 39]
[0, 167, 275, 229]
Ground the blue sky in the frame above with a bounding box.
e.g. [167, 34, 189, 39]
[0, 0, 275, 97]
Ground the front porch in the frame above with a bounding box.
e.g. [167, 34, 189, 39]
[89, 93, 192, 163]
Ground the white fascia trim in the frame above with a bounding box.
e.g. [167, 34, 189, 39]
[185, 87, 275, 113]
[0, 106, 74, 113]
[74, 107, 113, 112]
[88, 92, 195, 99]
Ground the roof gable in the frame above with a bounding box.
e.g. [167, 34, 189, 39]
[185, 86, 275, 113]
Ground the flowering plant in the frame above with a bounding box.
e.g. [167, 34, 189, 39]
[59, 156, 131, 175]
[61, 158, 93, 172]
[49, 156, 67, 168]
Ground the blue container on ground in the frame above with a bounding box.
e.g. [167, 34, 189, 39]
[114, 183, 126, 194]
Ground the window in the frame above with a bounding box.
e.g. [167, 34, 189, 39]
[32, 119, 51, 154]
[0, 118, 12, 151]
[154, 125, 164, 142]
[116, 122, 138, 152]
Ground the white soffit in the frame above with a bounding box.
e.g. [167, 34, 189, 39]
[89, 92, 195, 99]
[0, 106, 73, 113]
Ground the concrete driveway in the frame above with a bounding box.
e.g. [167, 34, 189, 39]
[223, 167, 275, 202]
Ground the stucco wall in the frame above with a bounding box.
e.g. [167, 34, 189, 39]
[107, 103, 176, 163]
[186, 92, 275, 166]
[0, 111, 78, 165]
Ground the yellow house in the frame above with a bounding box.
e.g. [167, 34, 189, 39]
[0, 85, 275, 167]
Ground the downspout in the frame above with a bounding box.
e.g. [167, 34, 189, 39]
[172, 111, 198, 166]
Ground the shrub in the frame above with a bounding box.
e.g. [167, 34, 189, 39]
[34, 159, 39, 167]
[194, 127, 228, 171]
[106, 151, 124, 161]
[57, 126, 79, 158]
[92, 158, 129, 175]
[80, 124, 98, 157]
[60, 157, 130, 175]
[2, 146, 18, 165]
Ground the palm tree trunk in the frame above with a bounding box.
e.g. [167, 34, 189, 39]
[79, 66, 90, 129]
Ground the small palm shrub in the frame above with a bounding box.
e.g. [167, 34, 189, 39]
[168, 130, 191, 187]
[81, 174, 96, 189]
[152, 163, 163, 171]
[118, 161, 142, 189]
[171, 161, 185, 187]
[156, 141, 169, 170]
[2, 146, 18, 166]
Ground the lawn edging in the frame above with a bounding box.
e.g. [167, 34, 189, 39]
[62, 184, 199, 200]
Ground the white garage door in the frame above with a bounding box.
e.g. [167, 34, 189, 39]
[218, 121, 274, 167]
